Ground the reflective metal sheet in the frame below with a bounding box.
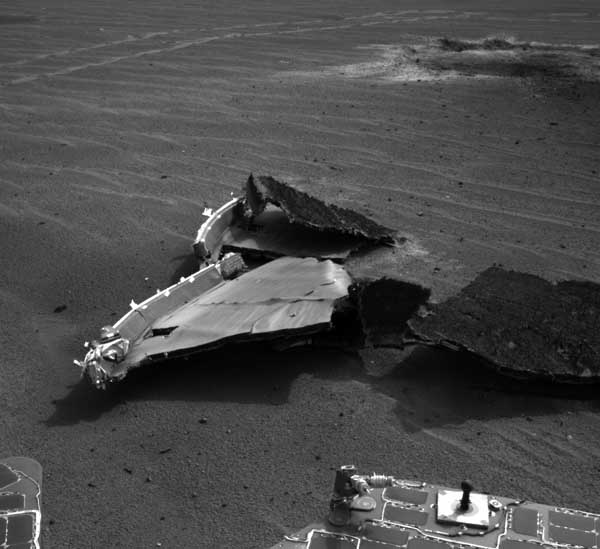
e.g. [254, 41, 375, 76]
[121, 257, 352, 367]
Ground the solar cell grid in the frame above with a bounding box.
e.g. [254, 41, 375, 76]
[511, 508, 539, 536]
[549, 511, 596, 531]
[548, 524, 595, 547]
[384, 487, 428, 505]
[384, 506, 429, 526]
[0, 467, 18, 491]
[308, 532, 356, 549]
[5, 514, 34, 545]
[363, 524, 409, 545]
[0, 495, 25, 512]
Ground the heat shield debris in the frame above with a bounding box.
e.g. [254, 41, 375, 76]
[410, 267, 600, 382]
[350, 278, 431, 347]
[194, 175, 395, 262]
[244, 175, 395, 243]
[77, 176, 600, 389]
[76, 255, 354, 388]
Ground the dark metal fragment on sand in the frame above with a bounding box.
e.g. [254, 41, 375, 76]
[410, 267, 600, 381]
[350, 278, 430, 346]
[245, 175, 395, 244]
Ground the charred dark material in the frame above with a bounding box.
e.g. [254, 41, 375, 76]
[245, 174, 395, 244]
[351, 278, 430, 347]
[410, 267, 600, 382]
[222, 205, 366, 261]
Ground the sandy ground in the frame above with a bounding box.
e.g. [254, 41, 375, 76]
[1, 1, 599, 547]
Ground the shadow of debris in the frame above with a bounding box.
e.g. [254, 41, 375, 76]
[45, 345, 365, 426]
[44, 381, 128, 426]
[168, 252, 200, 285]
[372, 346, 600, 433]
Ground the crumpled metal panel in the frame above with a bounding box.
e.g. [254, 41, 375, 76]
[120, 256, 352, 367]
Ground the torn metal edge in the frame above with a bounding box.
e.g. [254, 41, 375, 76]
[74, 254, 245, 389]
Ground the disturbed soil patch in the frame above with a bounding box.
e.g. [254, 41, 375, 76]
[296, 36, 600, 85]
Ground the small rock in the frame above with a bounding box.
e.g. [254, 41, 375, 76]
[123, 467, 132, 474]
[199, 417, 208, 424]
[53, 305, 67, 313]
[416, 211, 424, 217]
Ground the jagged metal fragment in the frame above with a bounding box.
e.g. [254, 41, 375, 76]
[193, 175, 395, 263]
[245, 174, 395, 243]
[350, 278, 431, 347]
[76, 256, 352, 388]
[410, 267, 600, 381]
